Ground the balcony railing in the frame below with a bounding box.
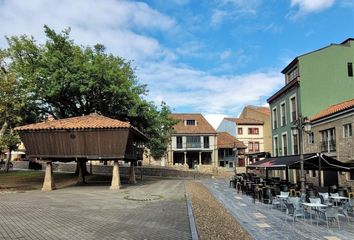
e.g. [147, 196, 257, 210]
[320, 140, 336, 153]
[186, 142, 201, 148]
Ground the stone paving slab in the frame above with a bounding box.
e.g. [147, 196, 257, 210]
[203, 179, 354, 240]
[0, 179, 192, 240]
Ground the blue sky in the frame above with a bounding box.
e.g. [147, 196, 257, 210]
[0, 0, 353, 127]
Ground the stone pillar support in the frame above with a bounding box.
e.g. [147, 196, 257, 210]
[110, 160, 121, 190]
[199, 152, 202, 165]
[184, 152, 187, 165]
[77, 160, 86, 184]
[42, 161, 56, 191]
[129, 162, 137, 184]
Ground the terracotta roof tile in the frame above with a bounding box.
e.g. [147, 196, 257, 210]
[217, 132, 247, 149]
[170, 113, 216, 134]
[311, 99, 354, 121]
[15, 113, 132, 131]
[224, 117, 263, 125]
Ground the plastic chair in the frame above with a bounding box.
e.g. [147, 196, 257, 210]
[324, 206, 340, 229]
[285, 203, 305, 224]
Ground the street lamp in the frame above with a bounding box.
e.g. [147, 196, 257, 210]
[291, 115, 311, 194]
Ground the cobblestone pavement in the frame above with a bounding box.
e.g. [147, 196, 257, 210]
[203, 179, 354, 240]
[0, 179, 192, 240]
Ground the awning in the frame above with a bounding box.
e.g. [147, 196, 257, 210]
[247, 153, 351, 172]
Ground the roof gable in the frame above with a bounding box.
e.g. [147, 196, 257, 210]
[170, 113, 216, 134]
[217, 132, 246, 149]
[311, 99, 354, 122]
[15, 113, 132, 131]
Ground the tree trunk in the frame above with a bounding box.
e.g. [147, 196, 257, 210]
[4, 147, 12, 173]
[0, 119, 8, 137]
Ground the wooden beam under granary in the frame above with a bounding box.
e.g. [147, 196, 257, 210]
[15, 113, 147, 191]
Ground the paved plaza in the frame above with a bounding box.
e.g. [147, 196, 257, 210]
[203, 178, 354, 240]
[0, 179, 192, 240]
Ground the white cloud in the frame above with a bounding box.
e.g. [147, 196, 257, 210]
[0, 0, 283, 118]
[290, 0, 336, 17]
[218, 0, 262, 14]
[0, 0, 175, 62]
[211, 10, 228, 26]
[211, 0, 261, 26]
[138, 62, 283, 115]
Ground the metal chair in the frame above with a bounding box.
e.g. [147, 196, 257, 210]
[285, 203, 305, 224]
[324, 206, 341, 229]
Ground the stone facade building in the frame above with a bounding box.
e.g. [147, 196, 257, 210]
[304, 99, 354, 187]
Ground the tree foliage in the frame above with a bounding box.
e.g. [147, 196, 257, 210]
[2, 26, 176, 159]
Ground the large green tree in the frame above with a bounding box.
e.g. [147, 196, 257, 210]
[0, 49, 38, 172]
[3, 26, 176, 160]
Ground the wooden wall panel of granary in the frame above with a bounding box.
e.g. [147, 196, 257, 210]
[15, 113, 147, 191]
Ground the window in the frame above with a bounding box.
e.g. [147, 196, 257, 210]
[320, 128, 336, 152]
[343, 123, 352, 138]
[186, 136, 201, 148]
[290, 96, 297, 122]
[286, 66, 299, 84]
[248, 128, 259, 135]
[254, 142, 260, 152]
[186, 120, 196, 125]
[308, 132, 314, 144]
[272, 107, 278, 129]
[203, 136, 210, 148]
[176, 136, 182, 149]
[280, 102, 286, 126]
[238, 127, 243, 135]
[282, 134, 288, 156]
[248, 142, 253, 152]
[293, 133, 298, 155]
[350, 170, 354, 181]
[348, 62, 353, 77]
[274, 136, 279, 157]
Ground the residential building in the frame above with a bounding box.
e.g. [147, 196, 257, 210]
[166, 114, 218, 172]
[217, 132, 247, 170]
[239, 105, 272, 153]
[304, 99, 354, 187]
[217, 117, 264, 164]
[268, 38, 354, 158]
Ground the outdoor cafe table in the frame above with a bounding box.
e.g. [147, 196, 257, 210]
[330, 196, 349, 206]
[302, 202, 327, 224]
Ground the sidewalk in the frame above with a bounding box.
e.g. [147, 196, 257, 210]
[203, 179, 354, 240]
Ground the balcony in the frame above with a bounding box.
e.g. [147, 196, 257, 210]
[320, 140, 336, 153]
[186, 142, 201, 148]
